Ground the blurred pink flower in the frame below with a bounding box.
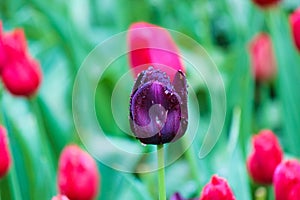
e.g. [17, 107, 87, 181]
[247, 130, 283, 184]
[199, 175, 236, 200]
[249, 33, 277, 82]
[0, 125, 11, 179]
[274, 160, 300, 200]
[128, 22, 184, 80]
[290, 8, 300, 52]
[58, 145, 100, 200]
[0, 23, 42, 97]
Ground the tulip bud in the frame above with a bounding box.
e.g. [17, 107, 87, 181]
[0, 28, 42, 97]
[274, 160, 300, 200]
[58, 145, 100, 200]
[290, 8, 300, 52]
[0, 125, 11, 179]
[128, 22, 184, 80]
[1, 56, 42, 97]
[252, 0, 281, 8]
[249, 33, 277, 82]
[128, 22, 188, 145]
[246, 130, 283, 185]
[129, 67, 188, 145]
[52, 194, 70, 200]
[200, 175, 236, 200]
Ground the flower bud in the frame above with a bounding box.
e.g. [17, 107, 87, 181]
[200, 175, 236, 200]
[128, 22, 184, 80]
[274, 160, 300, 200]
[58, 145, 100, 200]
[290, 8, 300, 52]
[0, 125, 11, 179]
[0, 27, 42, 97]
[52, 194, 70, 200]
[129, 67, 188, 145]
[1, 56, 42, 97]
[252, 0, 281, 8]
[249, 33, 276, 82]
[246, 130, 283, 185]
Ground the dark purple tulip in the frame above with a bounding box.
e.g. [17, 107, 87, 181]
[170, 192, 186, 200]
[129, 67, 188, 145]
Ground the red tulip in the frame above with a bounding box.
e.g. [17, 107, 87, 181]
[0, 25, 42, 97]
[290, 8, 300, 52]
[128, 22, 184, 80]
[199, 175, 236, 200]
[58, 145, 100, 200]
[252, 0, 281, 8]
[52, 194, 70, 200]
[249, 33, 277, 82]
[274, 160, 300, 200]
[0, 125, 11, 179]
[247, 130, 283, 185]
[1, 55, 42, 97]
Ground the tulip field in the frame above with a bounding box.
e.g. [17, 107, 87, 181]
[1, 0, 300, 200]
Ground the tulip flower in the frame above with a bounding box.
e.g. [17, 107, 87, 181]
[246, 130, 283, 185]
[52, 194, 70, 200]
[274, 160, 300, 200]
[199, 175, 236, 200]
[252, 0, 281, 8]
[1, 55, 42, 97]
[0, 24, 42, 97]
[128, 22, 188, 145]
[0, 125, 11, 179]
[128, 22, 184, 80]
[58, 145, 100, 200]
[249, 33, 277, 82]
[290, 8, 300, 52]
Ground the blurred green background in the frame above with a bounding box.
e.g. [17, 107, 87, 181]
[0, 0, 300, 199]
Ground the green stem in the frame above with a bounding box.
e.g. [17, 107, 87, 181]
[255, 186, 267, 200]
[182, 136, 200, 182]
[157, 144, 166, 200]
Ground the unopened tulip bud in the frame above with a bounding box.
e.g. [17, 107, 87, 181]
[0, 27, 42, 97]
[128, 22, 184, 80]
[128, 22, 188, 145]
[1, 56, 42, 97]
[249, 33, 277, 82]
[129, 67, 188, 144]
[247, 130, 283, 184]
[200, 175, 236, 200]
[58, 145, 100, 200]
